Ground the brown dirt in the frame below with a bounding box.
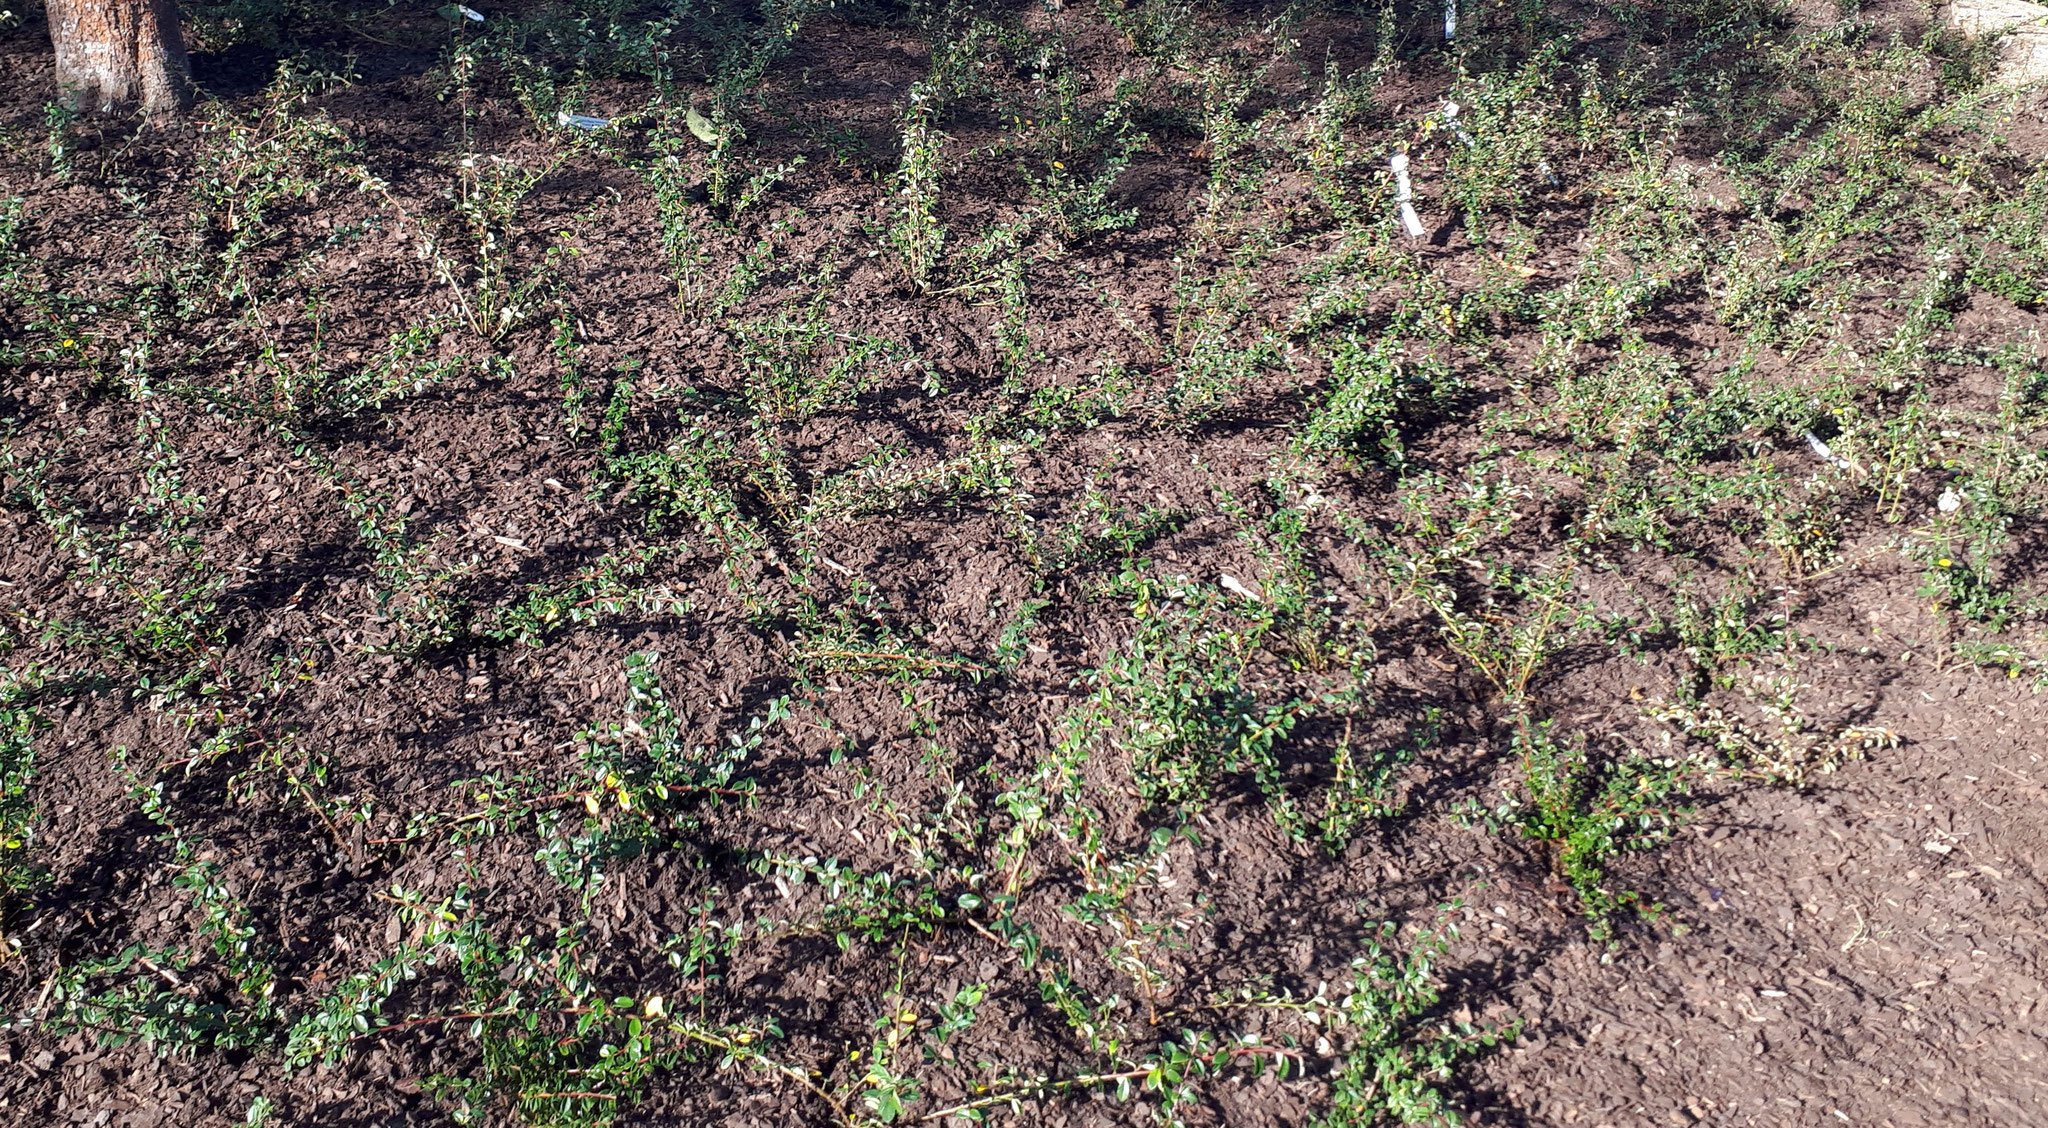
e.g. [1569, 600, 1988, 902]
[1480, 644, 2048, 1127]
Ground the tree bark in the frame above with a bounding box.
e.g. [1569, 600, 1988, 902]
[48, 0, 193, 116]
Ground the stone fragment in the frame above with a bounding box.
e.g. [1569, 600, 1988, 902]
[1947, 0, 2048, 85]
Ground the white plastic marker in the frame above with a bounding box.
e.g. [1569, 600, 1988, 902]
[1442, 101, 1474, 147]
[1390, 153, 1425, 238]
[1444, 0, 1457, 40]
[556, 111, 611, 131]
[1804, 432, 1854, 471]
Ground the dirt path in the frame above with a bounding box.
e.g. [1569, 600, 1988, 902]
[1484, 660, 2048, 1127]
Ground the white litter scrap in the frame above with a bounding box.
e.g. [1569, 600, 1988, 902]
[1444, 0, 1458, 40]
[1220, 574, 1263, 602]
[439, 3, 485, 21]
[685, 106, 722, 144]
[1390, 153, 1425, 238]
[1938, 487, 1964, 514]
[556, 111, 612, 131]
[1804, 432, 1854, 471]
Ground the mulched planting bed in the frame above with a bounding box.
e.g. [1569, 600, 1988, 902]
[1, 1, 2045, 1125]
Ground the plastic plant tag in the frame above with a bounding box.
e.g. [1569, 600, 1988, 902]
[1804, 432, 1853, 471]
[556, 111, 611, 131]
[1443, 101, 1474, 147]
[1399, 201, 1425, 239]
[1391, 153, 1425, 238]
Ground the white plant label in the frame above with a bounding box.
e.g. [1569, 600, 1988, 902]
[1443, 101, 1474, 147]
[1391, 153, 1425, 238]
[1804, 432, 1853, 471]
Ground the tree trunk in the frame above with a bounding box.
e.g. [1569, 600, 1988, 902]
[48, 0, 192, 116]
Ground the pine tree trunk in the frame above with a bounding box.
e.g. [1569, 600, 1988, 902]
[48, 0, 192, 116]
